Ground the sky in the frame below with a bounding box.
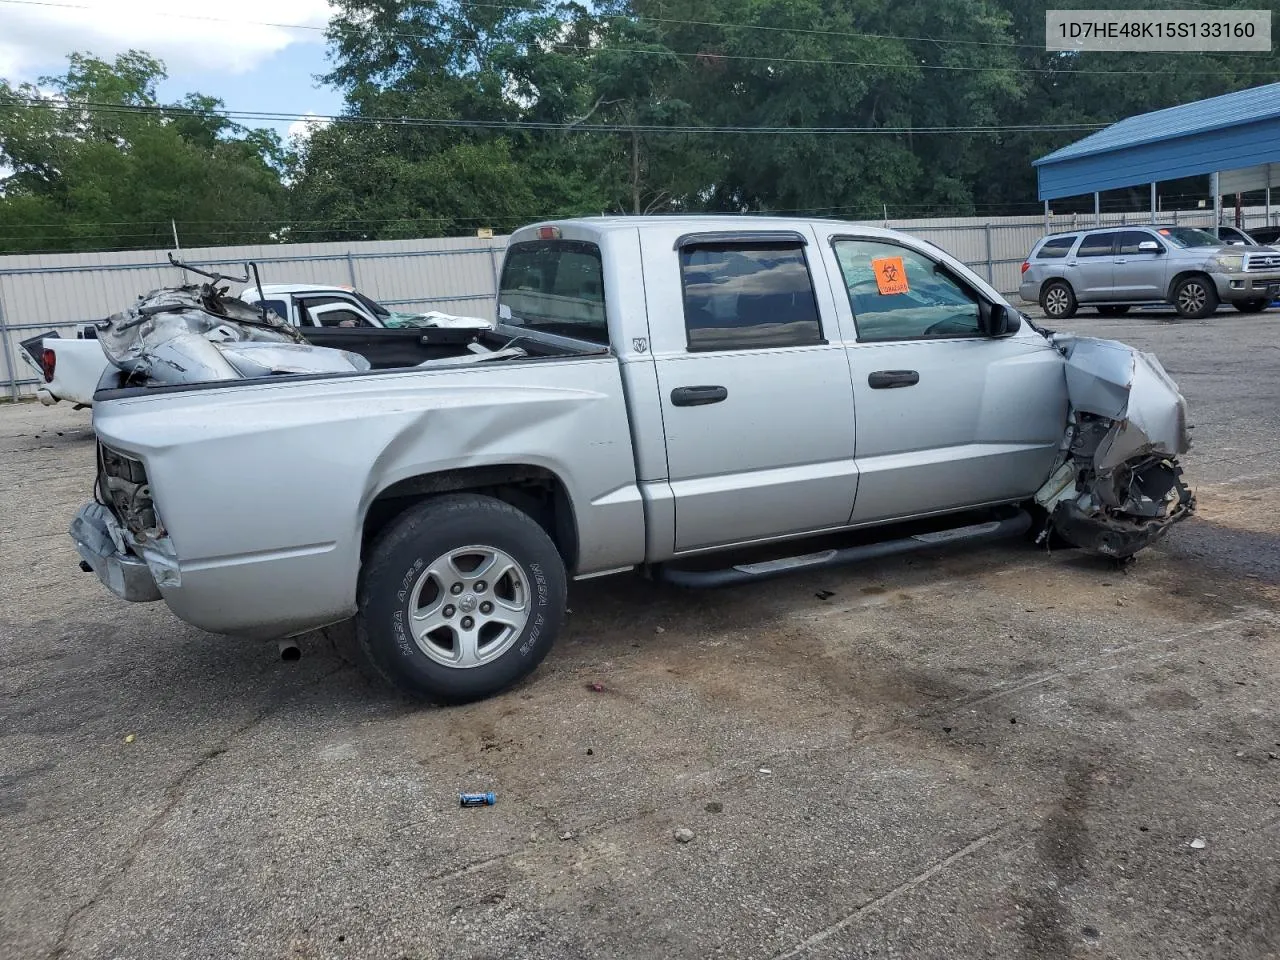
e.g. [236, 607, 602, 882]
[0, 0, 345, 140]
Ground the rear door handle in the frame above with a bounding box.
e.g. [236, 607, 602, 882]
[867, 370, 920, 389]
[671, 385, 728, 407]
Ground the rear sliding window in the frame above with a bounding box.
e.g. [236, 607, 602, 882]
[498, 240, 607, 345]
[259, 299, 290, 321]
[1035, 237, 1075, 259]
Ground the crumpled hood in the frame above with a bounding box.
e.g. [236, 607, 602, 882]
[100, 286, 370, 386]
[1052, 334, 1191, 470]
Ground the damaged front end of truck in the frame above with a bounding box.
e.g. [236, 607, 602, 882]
[1035, 335, 1195, 559]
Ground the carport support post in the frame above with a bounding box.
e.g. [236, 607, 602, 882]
[984, 222, 993, 283]
[1267, 185, 1273, 226]
[1093, 192, 1100, 226]
[1150, 183, 1157, 224]
[1212, 171, 1221, 225]
[1043, 200, 1050, 233]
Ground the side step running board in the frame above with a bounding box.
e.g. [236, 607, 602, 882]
[656, 510, 1031, 588]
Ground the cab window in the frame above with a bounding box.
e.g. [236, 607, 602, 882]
[832, 239, 981, 341]
[1036, 236, 1076, 259]
[1077, 233, 1116, 257]
[1116, 232, 1158, 255]
[678, 242, 823, 350]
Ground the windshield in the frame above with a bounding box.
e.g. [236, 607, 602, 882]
[352, 291, 392, 318]
[498, 240, 608, 344]
[1156, 227, 1221, 248]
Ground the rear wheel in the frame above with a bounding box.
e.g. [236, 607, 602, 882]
[1040, 280, 1077, 320]
[1172, 275, 1219, 319]
[1096, 305, 1130, 316]
[1232, 299, 1269, 314]
[356, 494, 567, 703]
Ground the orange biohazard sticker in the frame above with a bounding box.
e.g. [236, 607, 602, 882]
[872, 256, 909, 295]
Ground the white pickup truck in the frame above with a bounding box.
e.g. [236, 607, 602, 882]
[21, 282, 489, 406]
[19, 325, 105, 407]
[241, 283, 491, 331]
[70, 216, 1195, 703]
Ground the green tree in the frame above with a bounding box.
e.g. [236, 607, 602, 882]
[288, 0, 615, 238]
[0, 51, 287, 253]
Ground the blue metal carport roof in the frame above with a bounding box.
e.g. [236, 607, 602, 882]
[1034, 82, 1280, 201]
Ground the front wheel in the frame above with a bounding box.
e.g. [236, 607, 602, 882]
[1040, 280, 1077, 320]
[1172, 276, 1219, 319]
[357, 494, 567, 703]
[1232, 299, 1270, 314]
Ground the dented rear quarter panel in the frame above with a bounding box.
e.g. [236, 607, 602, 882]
[91, 357, 645, 637]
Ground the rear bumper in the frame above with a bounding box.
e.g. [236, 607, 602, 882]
[69, 503, 162, 603]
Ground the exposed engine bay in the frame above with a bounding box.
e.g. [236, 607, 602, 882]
[1035, 335, 1195, 558]
[98, 259, 370, 388]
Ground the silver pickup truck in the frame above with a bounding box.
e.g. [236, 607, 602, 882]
[71, 216, 1194, 702]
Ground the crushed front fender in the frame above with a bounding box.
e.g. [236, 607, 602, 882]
[1036, 335, 1196, 558]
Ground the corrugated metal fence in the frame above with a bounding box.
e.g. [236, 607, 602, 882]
[3, 208, 1277, 399]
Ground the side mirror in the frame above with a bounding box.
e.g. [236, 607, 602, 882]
[986, 303, 1020, 337]
[1137, 240, 1162, 253]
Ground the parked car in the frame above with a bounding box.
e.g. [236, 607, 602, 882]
[1020, 225, 1280, 320]
[1206, 224, 1259, 246]
[1248, 226, 1280, 246]
[70, 217, 1194, 703]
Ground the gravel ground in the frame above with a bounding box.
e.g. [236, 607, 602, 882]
[2, 306, 1279, 960]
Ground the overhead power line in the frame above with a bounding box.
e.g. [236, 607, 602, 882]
[0, 0, 1273, 76]
[9, 96, 1112, 135]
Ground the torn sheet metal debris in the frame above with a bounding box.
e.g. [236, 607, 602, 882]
[100, 284, 370, 388]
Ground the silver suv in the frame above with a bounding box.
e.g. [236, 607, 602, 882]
[1019, 225, 1280, 320]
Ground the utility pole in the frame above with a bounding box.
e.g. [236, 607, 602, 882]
[171, 219, 187, 283]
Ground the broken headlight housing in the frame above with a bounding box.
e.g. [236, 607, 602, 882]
[97, 443, 163, 542]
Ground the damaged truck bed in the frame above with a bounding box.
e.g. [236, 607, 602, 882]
[70, 217, 1194, 703]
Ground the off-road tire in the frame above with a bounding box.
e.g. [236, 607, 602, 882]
[356, 494, 567, 703]
[1096, 305, 1130, 316]
[1232, 299, 1270, 314]
[1040, 280, 1077, 320]
[1172, 275, 1219, 319]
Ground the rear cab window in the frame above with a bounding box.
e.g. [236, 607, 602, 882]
[1035, 236, 1076, 259]
[677, 240, 823, 350]
[498, 240, 607, 345]
[259, 299, 291, 322]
